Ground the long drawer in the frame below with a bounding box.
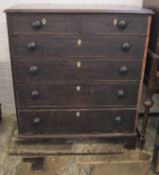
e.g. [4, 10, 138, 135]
[7, 14, 148, 34]
[13, 59, 142, 82]
[18, 109, 136, 135]
[16, 83, 139, 108]
[10, 36, 146, 58]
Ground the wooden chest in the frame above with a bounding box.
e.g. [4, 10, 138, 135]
[5, 4, 153, 149]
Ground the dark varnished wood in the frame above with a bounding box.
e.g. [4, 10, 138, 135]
[13, 59, 142, 82]
[7, 14, 79, 34]
[10, 35, 146, 58]
[7, 14, 148, 35]
[16, 83, 139, 108]
[5, 6, 152, 147]
[4, 4, 154, 15]
[18, 109, 136, 135]
[10, 132, 137, 155]
[81, 14, 148, 35]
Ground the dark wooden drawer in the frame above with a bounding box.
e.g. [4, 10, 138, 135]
[16, 83, 139, 108]
[13, 59, 142, 82]
[81, 14, 148, 34]
[7, 14, 79, 34]
[7, 14, 148, 35]
[18, 109, 136, 135]
[10, 36, 146, 58]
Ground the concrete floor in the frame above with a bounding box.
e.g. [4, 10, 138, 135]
[0, 113, 158, 175]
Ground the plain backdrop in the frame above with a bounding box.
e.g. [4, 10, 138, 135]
[0, 0, 143, 113]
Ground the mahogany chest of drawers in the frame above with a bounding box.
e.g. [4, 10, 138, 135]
[5, 5, 153, 148]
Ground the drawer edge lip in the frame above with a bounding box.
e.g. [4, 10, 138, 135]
[11, 56, 145, 61]
[14, 80, 141, 84]
[9, 33, 147, 37]
[17, 107, 137, 112]
[17, 106, 138, 110]
[18, 132, 137, 139]
[14, 81, 141, 85]
[12, 57, 144, 61]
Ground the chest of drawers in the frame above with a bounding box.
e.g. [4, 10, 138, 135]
[5, 4, 153, 148]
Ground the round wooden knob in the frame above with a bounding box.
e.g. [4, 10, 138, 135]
[119, 65, 128, 75]
[32, 20, 42, 29]
[117, 20, 127, 30]
[143, 97, 153, 107]
[31, 90, 40, 99]
[114, 116, 122, 125]
[29, 66, 38, 76]
[117, 89, 125, 98]
[27, 42, 36, 51]
[121, 42, 131, 52]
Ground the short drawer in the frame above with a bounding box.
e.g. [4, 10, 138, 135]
[7, 14, 79, 34]
[81, 14, 148, 34]
[18, 109, 136, 135]
[16, 83, 139, 108]
[13, 59, 142, 82]
[10, 36, 146, 58]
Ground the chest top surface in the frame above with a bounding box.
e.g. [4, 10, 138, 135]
[5, 4, 154, 15]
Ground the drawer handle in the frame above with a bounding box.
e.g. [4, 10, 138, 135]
[76, 86, 81, 92]
[119, 65, 128, 75]
[31, 90, 40, 99]
[77, 39, 82, 46]
[121, 42, 131, 52]
[27, 42, 36, 51]
[117, 20, 127, 30]
[32, 20, 42, 30]
[33, 117, 41, 126]
[114, 116, 122, 125]
[117, 89, 125, 98]
[29, 66, 39, 76]
[76, 61, 82, 68]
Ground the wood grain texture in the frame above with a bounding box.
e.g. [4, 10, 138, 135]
[16, 132, 138, 149]
[10, 35, 146, 58]
[81, 14, 148, 35]
[135, 16, 152, 125]
[7, 14, 79, 35]
[5, 7, 152, 145]
[4, 4, 154, 14]
[16, 83, 139, 109]
[7, 14, 148, 35]
[13, 59, 142, 82]
[18, 109, 136, 135]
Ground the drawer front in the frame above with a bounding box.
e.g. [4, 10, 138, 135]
[13, 60, 142, 82]
[11, 36, 145, 58]
[81, 15, 148, 34]
[16, 83, 139, 108]
[7, 14, 148, 35]
[7, 14, 79, 34]
[18, 109, 136, 135]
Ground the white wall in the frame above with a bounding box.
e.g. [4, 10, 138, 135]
[0, 0, 143, 113]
